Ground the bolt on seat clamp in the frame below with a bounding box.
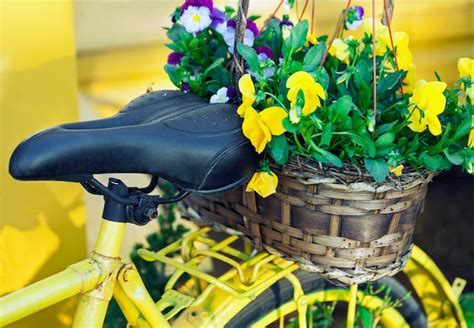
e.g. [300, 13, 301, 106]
[81, 177, 189, 225]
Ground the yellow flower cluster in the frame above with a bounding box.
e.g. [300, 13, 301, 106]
[457, 58, 474, 148]
[458, 57, 474, 99]
[329, 38, 350, 64]
[239, 72, 325, 197]
[287, 71, 326, 121]
[407, 80, 447, 136]
[361, 18, 415, 92]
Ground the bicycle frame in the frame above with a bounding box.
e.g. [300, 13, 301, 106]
[0, 219, 468, 327]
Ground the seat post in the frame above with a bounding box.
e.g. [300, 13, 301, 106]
[73, 218, 127, 327]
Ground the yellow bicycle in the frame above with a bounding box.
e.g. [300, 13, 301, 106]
[0, 90, 468, 327]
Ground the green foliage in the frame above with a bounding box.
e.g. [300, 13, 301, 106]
[460, 292, 474, 328]
[104, 181, 190, 327]
[164, 3, 474, 182]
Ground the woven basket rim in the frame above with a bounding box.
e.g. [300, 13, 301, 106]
[277, 155, 435, 192]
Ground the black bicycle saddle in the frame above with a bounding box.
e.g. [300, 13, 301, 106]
[9, 90, 258, 194]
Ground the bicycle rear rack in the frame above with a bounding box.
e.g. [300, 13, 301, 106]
[138, 228, 300, 301]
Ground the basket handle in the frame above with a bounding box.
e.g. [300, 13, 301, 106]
[231, 0, 250, 88]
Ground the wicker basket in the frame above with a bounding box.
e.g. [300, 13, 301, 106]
[180, 157, 434, 285]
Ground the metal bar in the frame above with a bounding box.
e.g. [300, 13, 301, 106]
[0, 260, 101, 326]
[73, 219, 127, 327]
[117, 264, 170, 328]
[404, 245, 467, 327]
[113, 283, 141, 326]
[94, 220, 127, 257]
[347, 284, 358, 328]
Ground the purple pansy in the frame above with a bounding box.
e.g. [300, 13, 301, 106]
[210, 86, 235, 103]
[226, 86, 236, 100]
[354, 6, 364, 19]
[167, 52, 184, 65]
[211, 8, 225, 27]
[181, 0, 213, 11]
[246, 19, 259, 37]
[344, 6, 364, 30]
[223, 19, 259, 53]
[280, 19, 294, 27]
[182, 82, 190, 92]
[256, 46, 274, 60]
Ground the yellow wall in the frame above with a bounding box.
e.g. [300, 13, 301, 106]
[0, 1, 86, 326]
[76, 0, 474, 105]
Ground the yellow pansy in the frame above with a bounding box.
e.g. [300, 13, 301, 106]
[362, 18, 389, 56]
[306, 33, 317, 45]
[286, 71, 326, 116]
[329, 38, 350, 63]
[458, 57, 474, 99]
[246, 170, 278, 198]
[468, 115, 474, 148]
[392, 32, 413, 70]
[408, 80, 447, 136]
[390, 164, 404, 176]
[237, 74, 256, 117]
[242, 106, 287, 153]
[361, 18, 412, 70]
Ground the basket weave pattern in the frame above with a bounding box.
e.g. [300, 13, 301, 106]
[181, 164, 432, 284]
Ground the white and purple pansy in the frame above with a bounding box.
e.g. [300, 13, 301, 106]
[344, 6, 364, 30]
[209, 86, 235, 104]
[180, 0, 214, 34]
[255, 46, 276, 78]
[210, 7, 227, 34]
[280, 18, 294, 39]
[223, 18, 259, 53]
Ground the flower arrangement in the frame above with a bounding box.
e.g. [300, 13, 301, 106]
[165, 0, 474, 198]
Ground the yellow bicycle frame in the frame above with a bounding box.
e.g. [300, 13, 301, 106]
[0, 220, 468, 327]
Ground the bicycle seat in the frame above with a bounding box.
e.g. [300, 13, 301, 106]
[9, 90, 258, 194]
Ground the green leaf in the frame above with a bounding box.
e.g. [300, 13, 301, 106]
[203, 58, 225, 76]
[287, 20, 308, 54]
[268, 135, 290, 165]
[444, 149, 464, 165]
[164, 64, 180, 86]
[313, 67, 330, 90]
[189, 38, 199, 48]
[453, 117, 471, 140]
[358, 307, 374, 328]
[288, 61, 303, 73]
[166, 24, 186, 42]
[376, 70, 405, 94]
[313, 146, 343, 167]
[375, 132, 395, 148]
[283, 118, 298, 133]
[236, 43, 259, 72]
[320, 123, 333, 146]
[165, 42, 185, 53]
[329, 95, 352, 123]
[420, 152, 451, 170]
[346, 132, 377, 157]
[303, 41, 326, 71]
[364, 158, 390, 182]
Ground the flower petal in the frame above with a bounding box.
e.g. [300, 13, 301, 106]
[239, 74, 255, 99]
[426, 114, 442, 136]
[260, 106, 287, 136]
[407, 105, 426, 132]
[242, 107, 271, 153]
[246, 171, 278, 197]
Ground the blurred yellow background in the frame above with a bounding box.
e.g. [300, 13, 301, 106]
[1, 0, 473, 326]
